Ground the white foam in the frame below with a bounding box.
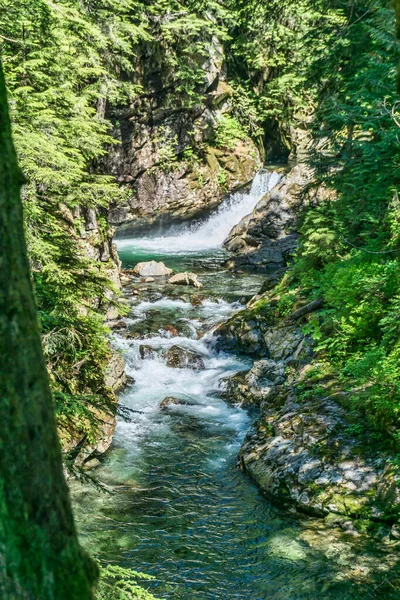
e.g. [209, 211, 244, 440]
[116, 170, 282, 254]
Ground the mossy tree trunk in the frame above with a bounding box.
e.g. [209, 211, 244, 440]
[396, 0, 400, 93]
[0, 61, 97, 599]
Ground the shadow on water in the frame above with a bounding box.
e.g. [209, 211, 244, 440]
[73, 401, 400, 600]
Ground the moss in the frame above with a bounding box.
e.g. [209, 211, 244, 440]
[327, 493, 368, 517]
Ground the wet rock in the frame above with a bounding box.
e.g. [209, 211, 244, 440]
[223, 164, 333, 273]
[145, 277, 155, 283]
[133, 261, 173, 277]
[213, 310, 268, 357]
[239, 388, 400, 520]
[106, 319, 127, 330]
[166, 345, 205, 370]
[159, 396, 195, 410]
[220, 359, 286, 408]
[168, 272, 203, 288]
[139, 345, 159, 360]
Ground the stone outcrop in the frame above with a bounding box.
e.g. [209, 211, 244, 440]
[220, 359, 286, 407]
[168, 272, 203, 288]
[240, 384, 400, 521]
[56, 204, 127, 467]
[106, 33, 262, 234]
[223, 164, 332, 277]
[60, 350, 126, 468]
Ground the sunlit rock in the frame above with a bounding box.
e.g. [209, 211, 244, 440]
[168, 272, 203, 288]
[133, 260, 173, 277]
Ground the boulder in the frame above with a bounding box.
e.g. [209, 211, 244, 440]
[223, 164, 334, 273]
[220, 359, 286, 408]
[165, 345, 205, 370]
[139, 345, 158, 360]
[168, 272, 203, 288]
[133, 261, 173, 277]
[159, 396, 195, 410]
[239, 389, 400, 520]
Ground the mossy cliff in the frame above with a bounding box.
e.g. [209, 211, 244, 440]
[107, 33, 262, 234]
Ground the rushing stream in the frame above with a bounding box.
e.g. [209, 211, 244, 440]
[73, 171, 396, 599]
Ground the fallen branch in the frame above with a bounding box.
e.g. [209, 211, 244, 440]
[284, 298, 324, 324]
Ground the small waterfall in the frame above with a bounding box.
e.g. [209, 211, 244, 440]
[116, 169, 282, 254]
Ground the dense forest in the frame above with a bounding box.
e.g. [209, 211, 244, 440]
[1, 0, 400, 598]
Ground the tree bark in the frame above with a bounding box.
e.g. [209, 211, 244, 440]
[396, 0, 400, 94]
[0, 60, 97, 599]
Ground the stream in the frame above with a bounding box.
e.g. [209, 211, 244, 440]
[72, 171, 396, 599]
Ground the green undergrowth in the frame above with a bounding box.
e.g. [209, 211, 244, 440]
[270, 254, 400, 453]
[215, 115, 248, 150]
[249, 0, 400, 453]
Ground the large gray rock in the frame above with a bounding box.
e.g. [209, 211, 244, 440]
[133, 261, 173, 277]
[220, 359, 286, 408]
[139, 344, 159, 360]
[213, 310, 268, 357]
[168, 272, 203, 288]
[240, 386, 400, 520]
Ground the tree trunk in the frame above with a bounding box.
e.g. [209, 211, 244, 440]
[0, 60, 97, 599]
[396, 0, 400, 94]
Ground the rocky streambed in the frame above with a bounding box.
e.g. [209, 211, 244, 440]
[69, 170, 400, 598]
[72, 248, 400, 599]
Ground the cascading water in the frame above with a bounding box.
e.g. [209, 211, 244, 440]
[116, 170, 282, 254]
[73, 169, 387, 600]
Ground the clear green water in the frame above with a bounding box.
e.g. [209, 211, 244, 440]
[73, 245, 398, 599]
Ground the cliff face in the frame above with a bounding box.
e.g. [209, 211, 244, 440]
[106, 34, 262, 234]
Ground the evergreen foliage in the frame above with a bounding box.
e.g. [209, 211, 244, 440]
[96, 565, 158, 600]
[0, 55, 98, 600]
[0, 0, 147, 444]
[277, 0, 400, 447]
[2, 0, 400, 593]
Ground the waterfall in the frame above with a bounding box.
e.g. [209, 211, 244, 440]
[116, 170, 282, 254]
